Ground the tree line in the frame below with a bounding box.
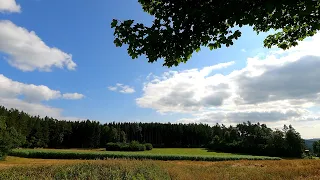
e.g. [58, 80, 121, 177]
[0, 106, 306, 158]
[313, 140, 320, 157]
[208, 122, 305, 157]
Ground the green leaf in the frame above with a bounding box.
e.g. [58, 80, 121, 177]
[113, 38, 122, 47]
[111, 19, 118, 28]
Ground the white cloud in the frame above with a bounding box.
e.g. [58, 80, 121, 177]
[137, 33, 320, 138]
[241, 48, 246, 52]
[0, 20, 76, 71]
[0, 74, 84, 102]
[108, 83, 135, 94]
[136, 61, 235, 113]
[0, 74, 84, 119]
[0, 97, 62, 118]
[0, 74, 60, 102]
[62, 93, 85, 100]
[0, 0, 21, 13]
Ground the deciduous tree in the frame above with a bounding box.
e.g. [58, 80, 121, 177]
[112, 0, 320, 67]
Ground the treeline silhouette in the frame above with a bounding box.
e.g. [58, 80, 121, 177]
[0, 106, 305, 157]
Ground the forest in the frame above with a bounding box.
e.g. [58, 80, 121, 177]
[0, 106, 305, 158]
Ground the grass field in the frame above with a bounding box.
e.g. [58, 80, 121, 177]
[9, 148, 280, 161]
[0, 156, 319, 179]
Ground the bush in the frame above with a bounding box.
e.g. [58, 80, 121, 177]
[106, 142, 121, 151]
[129, 141, 146, 151]
[106, 141, 148, 151]
[145, 143, 153, 150]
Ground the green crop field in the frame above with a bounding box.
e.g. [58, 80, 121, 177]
[9, 148, 280, 161]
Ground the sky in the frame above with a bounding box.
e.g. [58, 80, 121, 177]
[0, 0, 320, 139]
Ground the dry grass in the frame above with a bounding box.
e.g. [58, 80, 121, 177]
[0, 157, 169, 180]
[0, 156, 94, 169]
[160, 159, 320, 180]
[0, 157, 319, 180]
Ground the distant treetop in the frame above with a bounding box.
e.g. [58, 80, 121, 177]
[112, 0, 320, 67]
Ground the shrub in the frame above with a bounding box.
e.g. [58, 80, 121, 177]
[129, 141, 146, 151]
[145, 143, 153, 150]
[106, 142, 149, 151]
[120, 143, 130, 151]
[106, 142, 121, 151]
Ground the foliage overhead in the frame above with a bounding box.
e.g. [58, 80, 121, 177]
[111, 0, 320, 67]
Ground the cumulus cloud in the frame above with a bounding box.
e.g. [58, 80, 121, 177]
[0, 20, 76, 71]
[137, 33, 320, 138]
[0, 74, 84, 102]
[0, 74, 84, 119]
[0, 0, 21, 13]
[108, 83, 135, 94]
[136, 61, 235, 113]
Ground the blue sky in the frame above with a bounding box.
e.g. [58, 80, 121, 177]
[1, 0, 320, 138]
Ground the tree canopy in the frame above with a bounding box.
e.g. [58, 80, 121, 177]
[0, 116, 24, 160]
[313, 140, 320, 157]
[112, 0, 320, 67]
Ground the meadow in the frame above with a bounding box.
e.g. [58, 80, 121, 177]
[9, 148, 281, 161]
[0, 156, 319, 180]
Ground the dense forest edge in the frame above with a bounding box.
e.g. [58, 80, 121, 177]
[0, 105, 319, 160]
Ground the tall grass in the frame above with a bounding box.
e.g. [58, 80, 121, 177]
[0, 161, 170, 180]
[0, 157, 319, 180]
[9, 149, 281, 161]
[161, 159, 320, 180]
